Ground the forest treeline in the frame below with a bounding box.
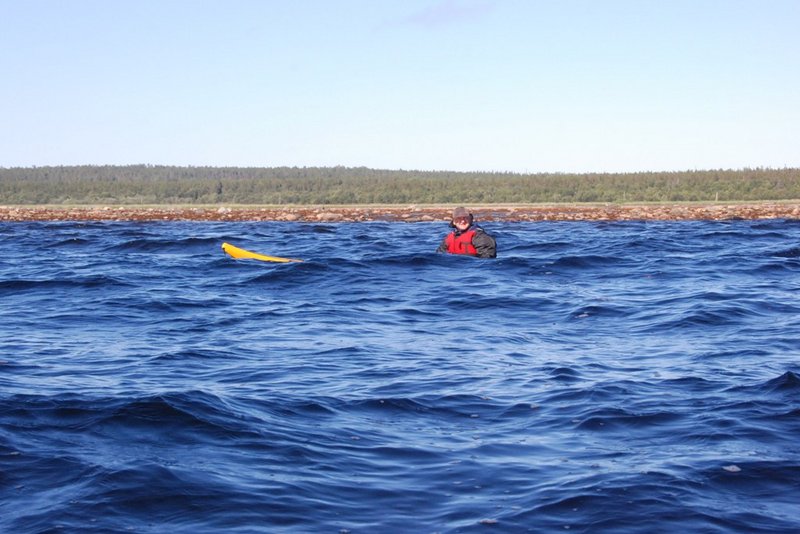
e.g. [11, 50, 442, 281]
[1, 165, 799, 205]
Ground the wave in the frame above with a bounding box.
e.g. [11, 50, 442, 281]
[0, 275, 132, 292]
[549, 254, 627, 269]
[104, 236, 226, 252]
[0, 391, 278, 464]
[773, 247, 800, 258]
[761, 370, 800, 393]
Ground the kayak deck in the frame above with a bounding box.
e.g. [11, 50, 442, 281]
[222, 242, 303, 263]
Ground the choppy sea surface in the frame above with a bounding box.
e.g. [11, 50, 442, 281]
[1, 219, 799, 533]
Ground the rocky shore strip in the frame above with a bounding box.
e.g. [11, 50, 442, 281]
[2, 203, 799, 223]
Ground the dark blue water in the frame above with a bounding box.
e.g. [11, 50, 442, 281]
[1, 219, 799, 533]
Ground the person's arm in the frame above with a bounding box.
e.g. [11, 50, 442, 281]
[472, 230, 496, 258]
[436, 235, 449, 253]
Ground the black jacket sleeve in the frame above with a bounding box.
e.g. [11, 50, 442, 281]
[472, 229, 496, 258]
[436, 235, 450, 254]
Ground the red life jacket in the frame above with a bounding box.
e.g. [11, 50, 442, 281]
[445, 229, 478, 255]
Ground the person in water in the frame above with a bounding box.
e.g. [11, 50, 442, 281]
[436, 207, 496, 258]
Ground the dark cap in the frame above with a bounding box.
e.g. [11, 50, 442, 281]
[452, 207, 470, 219]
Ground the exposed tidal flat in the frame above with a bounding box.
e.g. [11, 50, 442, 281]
[2, 200, 800, 222]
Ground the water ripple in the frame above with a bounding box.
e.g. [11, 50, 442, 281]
[1, 219, 799, 533]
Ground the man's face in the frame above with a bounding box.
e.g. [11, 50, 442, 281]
[453, 216, 470, 230]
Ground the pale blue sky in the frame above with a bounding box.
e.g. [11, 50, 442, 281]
[2, 0, 798, 173]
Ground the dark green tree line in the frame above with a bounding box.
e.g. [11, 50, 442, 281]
[1, 165, 798, 205]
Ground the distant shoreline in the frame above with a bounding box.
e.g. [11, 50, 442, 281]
[2, 202, 799, 222]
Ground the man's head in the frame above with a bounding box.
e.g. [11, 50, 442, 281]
[452, 207, 473, 230]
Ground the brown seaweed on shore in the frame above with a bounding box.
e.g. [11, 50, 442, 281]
[1, 203, 799, 223]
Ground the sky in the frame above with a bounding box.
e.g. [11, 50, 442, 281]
[1, 0, 799, 173]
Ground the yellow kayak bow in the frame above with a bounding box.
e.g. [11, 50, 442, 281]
[222, 242, 303, 263]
